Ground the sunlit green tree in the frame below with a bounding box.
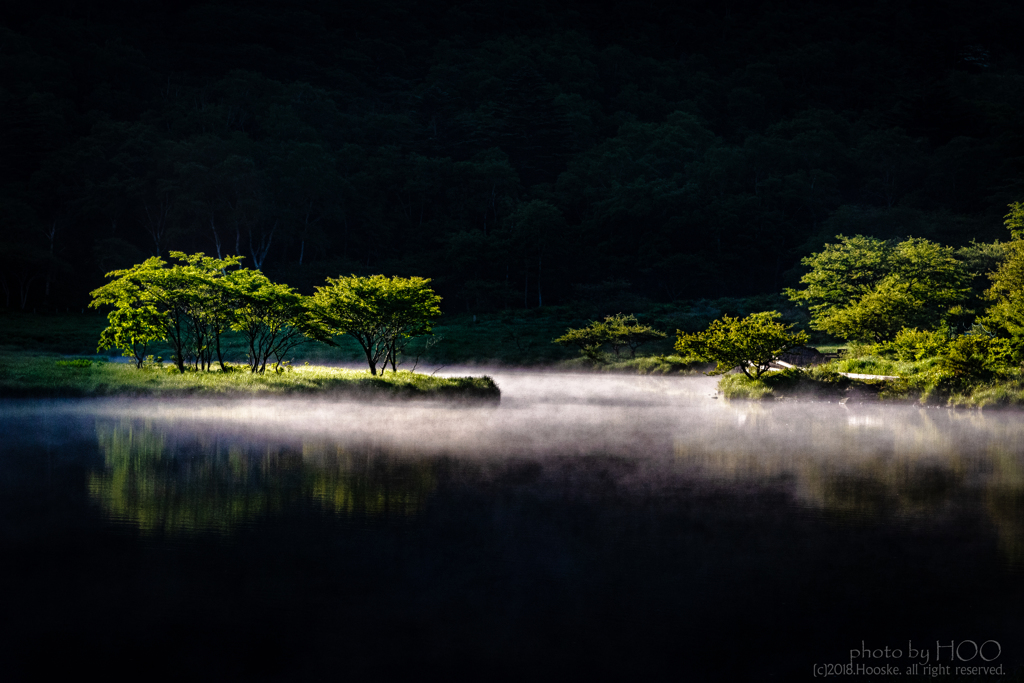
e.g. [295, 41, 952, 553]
[169, 251, 244, 371]
[675, 311, 808, 379]
[786, 235, 969, 342]
[91, 252, 303, 373]
[309, 275, 442, 375]
[552, 319, 611, 361]
[225, 268, 321, 373]
[978, 205, 1024, 364]
[554, 313, 665, 361]
[90, 257, 170, 368]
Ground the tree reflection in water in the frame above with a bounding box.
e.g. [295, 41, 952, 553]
[87, 396, 1024, 568]
[674, 404, 1024, 567]
[3, 381, 1024, 680]
[90, 419, 435, 534]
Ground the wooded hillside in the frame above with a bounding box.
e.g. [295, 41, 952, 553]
[3, 0, 1022, 311]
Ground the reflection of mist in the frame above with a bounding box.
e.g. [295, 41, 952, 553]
[38, 370, 1024, 562]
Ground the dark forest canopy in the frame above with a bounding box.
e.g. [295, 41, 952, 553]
[3, 0, 1024, 312]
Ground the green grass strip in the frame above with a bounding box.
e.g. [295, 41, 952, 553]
[0, 352, 499, 401]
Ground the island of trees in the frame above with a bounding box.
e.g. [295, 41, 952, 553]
[0, 258, 499, 400]
[90, 252, 442, 375]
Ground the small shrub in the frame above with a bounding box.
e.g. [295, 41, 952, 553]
[843, 341, 877, 358]
[880, 327, 951, 361]
[938, 334, 996, 389]
[718, 373, 775, 400]
[804, 364, 846, 384]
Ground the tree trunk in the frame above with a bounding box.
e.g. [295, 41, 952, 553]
[211, 216, 222, 259]
[215, 328, 227, 371]
[357, 336, 378, 375]
[249, 221, 275, 271]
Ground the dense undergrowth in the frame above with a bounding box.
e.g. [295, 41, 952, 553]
[717, 353, 1024, 408]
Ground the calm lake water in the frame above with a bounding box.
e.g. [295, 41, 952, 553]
[2, 371, 1022, 680]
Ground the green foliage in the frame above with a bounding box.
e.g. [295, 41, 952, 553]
[168, 251, 245, 372]
[96, 305, 168, 369]
[786, 235, 970, 342]
[552, 320, 610, 361]
[717, 373, 777, 400]
[1004, 202, 1024, 240]
[878, 327, 952, 361]
[674, 311, 809, 379]
[309, 274, 442, 375]
[604, 314, 667, 358]
[89, 257, 173, 368]
[950, 379, 1024, 409]
[226, 268, 319, 374]
[824, 326, 1013, 400]
[981, 239, 1024, 364]
[553, 313, 666, 362]
[718, 368, 851, 400]
[938, 334, 997, 389]
[91, 252, 320, 374]
[786, 235, 892, 310]
[89, 252, 252, 372]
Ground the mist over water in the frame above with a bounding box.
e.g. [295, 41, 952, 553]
[2, 371, 1023, 679]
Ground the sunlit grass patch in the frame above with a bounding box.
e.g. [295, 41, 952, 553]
[833, 354, 936, 377]
[0, 352, 499, 401]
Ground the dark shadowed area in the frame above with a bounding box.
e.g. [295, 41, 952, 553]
[1, 372, 1022, 680]
[3, 0, 1024, 313]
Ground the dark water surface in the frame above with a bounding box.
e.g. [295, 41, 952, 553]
[2, 372, 1022, 680]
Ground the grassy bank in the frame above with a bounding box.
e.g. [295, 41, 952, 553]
[717, 358, 1024, 408]
[0, 352, 500, 401]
